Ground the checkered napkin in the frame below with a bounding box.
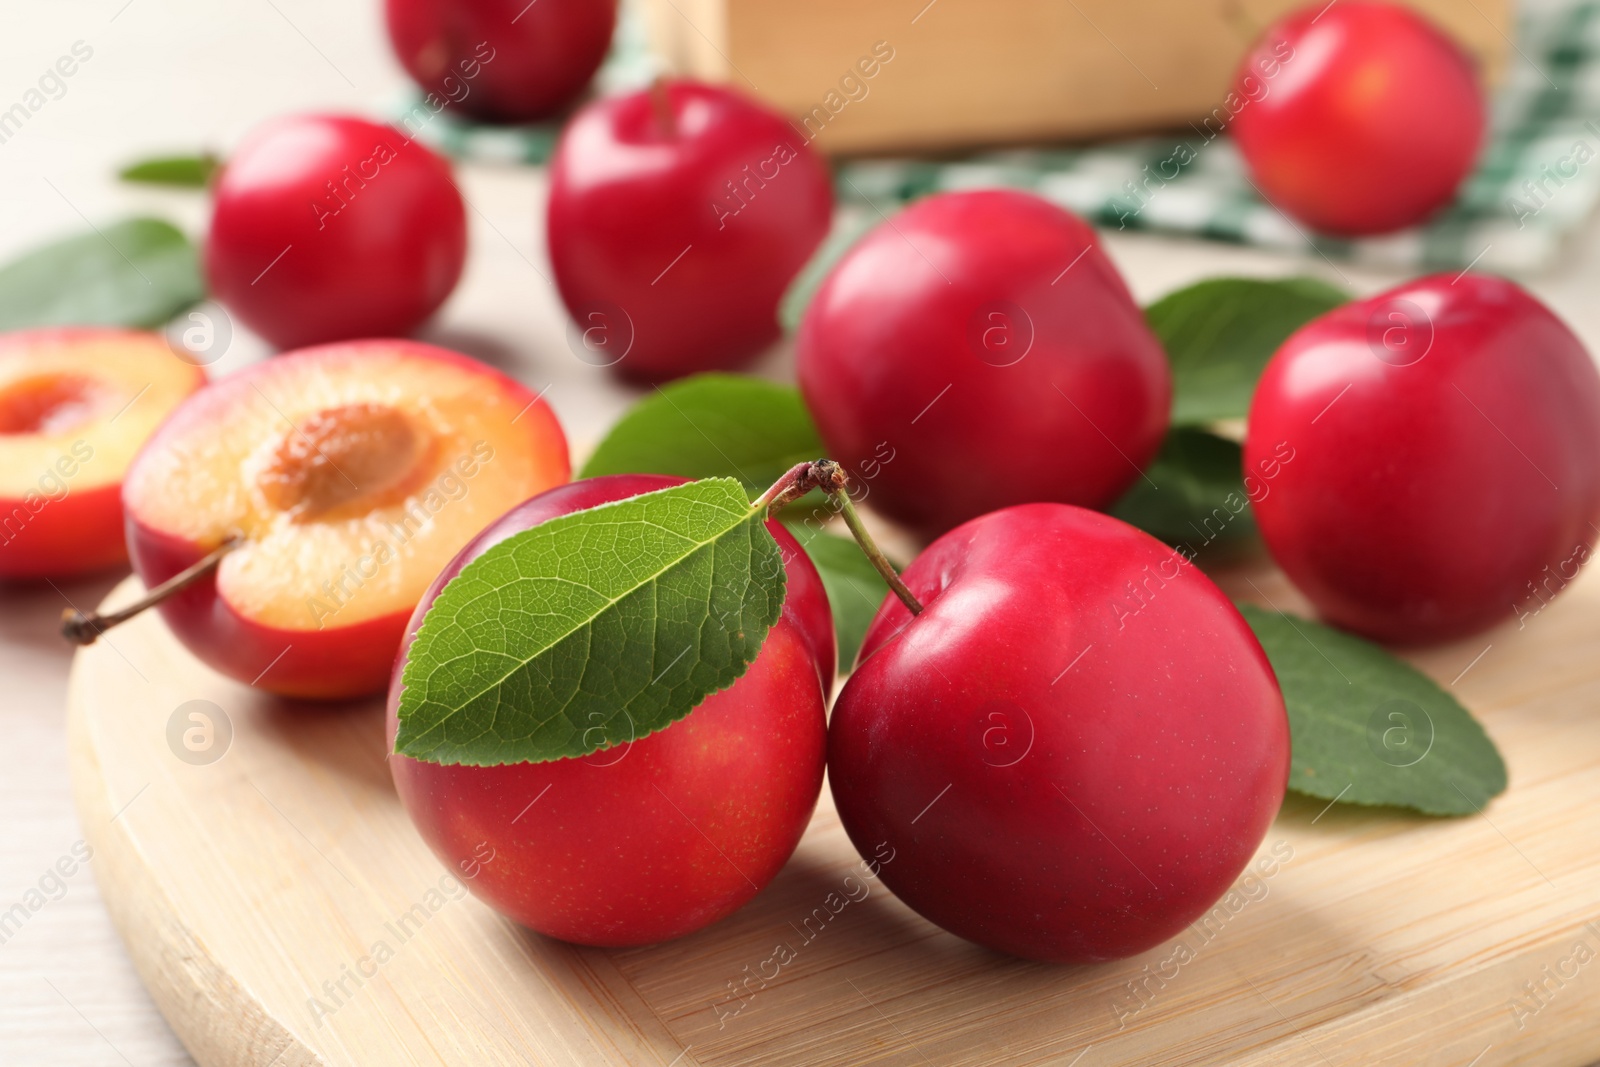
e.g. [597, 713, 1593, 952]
[408, 0, 1600, 273]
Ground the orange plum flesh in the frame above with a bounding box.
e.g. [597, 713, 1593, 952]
[122, 340, 570, 699]
[0, 329, 205, 579]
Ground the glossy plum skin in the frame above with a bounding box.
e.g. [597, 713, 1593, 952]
[1246, 273, 1600, 644]
[1231, 1, 1485, 236]
[387, 475, 831, 947]
[1, 481, 123, 579]
[384, 0, 616, 123]
[547, 80, 833, 381]
[206, 114, 467, 350]
[828, 504, 1289, 963]
[796, 190, 1171, 537]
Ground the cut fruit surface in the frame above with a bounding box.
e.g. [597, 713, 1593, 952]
[126, 341, 570, 633]
[121, 340, 568, 698]
[0, 329, 205, 578]
[0, 373, 110, 435]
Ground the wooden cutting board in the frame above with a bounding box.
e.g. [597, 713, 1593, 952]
[67, 559, 1600, 1067]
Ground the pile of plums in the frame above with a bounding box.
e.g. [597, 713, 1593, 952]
[6, 0, 1591, 969]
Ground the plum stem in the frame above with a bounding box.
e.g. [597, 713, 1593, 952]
[649, 76, 677, 139]
[751, 461, 817, 511]
[756, 460, 924, 617]
[60, 538, 241, 646]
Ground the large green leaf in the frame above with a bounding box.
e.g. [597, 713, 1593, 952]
[782, 525, 889, 669]
[0, 217, 204, 331]
[1238, 605, 1507, 816]
[580, 374, 824, 498]
[1110, 427, 1256, 551]
[395, 478, 785, 766]
[1147, 276, 1348, 426]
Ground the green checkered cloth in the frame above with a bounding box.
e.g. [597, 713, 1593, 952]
[408, 0, 1600, 272]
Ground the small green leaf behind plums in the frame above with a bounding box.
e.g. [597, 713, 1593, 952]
[1110, 427, 1257, 552]
[580, 373, 824, 499]
[0, 217, 203, 331]
[1148, 275, 1349, 425]
[118, 153, 220, 188]
[1239, 605, 1507, 816]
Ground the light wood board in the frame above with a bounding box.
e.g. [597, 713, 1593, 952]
[67, 560, 1600, 1066]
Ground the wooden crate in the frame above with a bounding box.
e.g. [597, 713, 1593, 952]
[641, 0, 1513, 155]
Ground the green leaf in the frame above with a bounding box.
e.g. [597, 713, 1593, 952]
[577, 376, 894, 668]
[1147, 276, 1349, 425]
[118, 153, 219, 187]
[1110, 427, 1256, 551]
[1237, 605, 1507, 816]
[779, 212, 877, 333]
[0, 218, 204, 331]
[783, 525, 889, 669]
[395, 478, 785, 766]
[580, 374, 824, 498]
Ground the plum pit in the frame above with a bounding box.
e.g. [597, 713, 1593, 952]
[257, 403, 429, 520]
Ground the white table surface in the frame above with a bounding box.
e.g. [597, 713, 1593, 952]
[4, 2, 1599, 1064]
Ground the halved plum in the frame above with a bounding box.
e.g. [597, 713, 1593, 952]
[121, 340, 569, 699]
[0, 329, 205, 579]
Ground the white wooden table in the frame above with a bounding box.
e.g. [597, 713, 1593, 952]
[4, 2, 1600, 1064]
